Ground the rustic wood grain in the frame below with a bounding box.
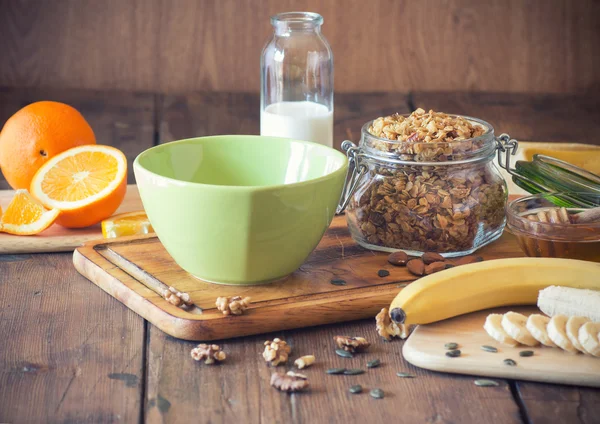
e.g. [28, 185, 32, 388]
[160, 92, 410, 150]
[0, 87, 157, 189]
[1, 0, 598, 94]
[73, 215, 528, 341]
[411, 92, 600, 144]
[515, 382, 600, 424]
[0, 253, 145, 423]
[144, 319, 523, 423]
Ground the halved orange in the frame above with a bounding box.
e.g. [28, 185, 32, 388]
[0, 189, 59, 235]
[30, 145, 127, 228]
[101, 210, 154, 239]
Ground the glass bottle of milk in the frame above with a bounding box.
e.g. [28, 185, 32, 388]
[260, 12, 334, 148]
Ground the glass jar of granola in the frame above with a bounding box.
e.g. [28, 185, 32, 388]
[338, 109, 510, 257]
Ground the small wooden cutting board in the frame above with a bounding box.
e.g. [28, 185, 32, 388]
[73, 215, 529, 341]
[0, 185, 143, 254]
[403, 307, 600, 388]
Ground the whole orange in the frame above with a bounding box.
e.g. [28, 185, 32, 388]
[0, 101, 96, 189]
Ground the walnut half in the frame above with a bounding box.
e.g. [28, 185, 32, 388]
[376, 308, 409, 341]
[333, 336, 370, 353]
[263, 338, 292, 366]
[162, 286, 193, 307]
[270, 371, 309, 392]
[215, 296, 251, 315]
[190, 344, 226, 365]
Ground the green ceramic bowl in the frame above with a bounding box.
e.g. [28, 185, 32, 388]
[133, 135, 348, 285]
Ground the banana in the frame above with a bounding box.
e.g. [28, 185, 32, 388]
[502, 312, 539, 346]
[566, 316, 591, 353]
[389, 258, 600, 326]
[526, 314, 556, 347]
[578, 322, 600, 357]
[547, 315, 579, 353]
[484, 314, 519, 347]
[538, 286, 600, 321]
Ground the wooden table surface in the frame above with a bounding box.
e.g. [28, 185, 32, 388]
[1, 88, 599, 424]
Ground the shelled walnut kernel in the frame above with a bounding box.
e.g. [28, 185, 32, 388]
[376, 308, 409, 341]
[271, 371, 309, 392]
[190, 344, 226, 365]
[294, 355, 315, 369]
[263, 338, 292, 366]
[333, 336, 370, 353]
[215, 296, 251, 315]
[162, 286, 193, 307]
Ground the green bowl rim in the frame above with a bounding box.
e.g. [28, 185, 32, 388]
[133, 135, 349, 192]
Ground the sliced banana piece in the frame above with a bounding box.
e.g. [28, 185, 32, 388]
[547, 315, 579, 353]
[526, 314, 556, 347]
[566, 316, 591, 353]
[578, 322, 600, 357]
[502, 312, 539, 346]
[484, 314, 519, 347]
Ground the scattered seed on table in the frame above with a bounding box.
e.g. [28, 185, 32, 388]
[475, 379, 500, 387]
[367, 359, 381, 368]
[445, 349, 461, 358]
[504, 358, 517, 366]
[519, 350, 534, 357]
[396, 372, 415, 378]
[481, 345, 498, 353]
[396, 283, 408, 288]
[377, 269, 390, 278]
[330, 278, 347, 286]
[326, 368, 346, 375]
[444, 342, 458, 350]
[370, 388, 384, 399]
[349, 384, 363, 394]
[335, 349, 353, 358]
[344, 369, 365, 375]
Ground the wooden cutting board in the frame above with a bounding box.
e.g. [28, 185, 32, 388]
[73, 215, 529, 341]
[0, 185, 143, 254]
[403, 307, 600, 388]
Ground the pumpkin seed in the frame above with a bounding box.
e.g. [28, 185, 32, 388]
[349, 384, 363, 394]
[396, 372, 415, 378]
[343, 369, 365, 375]
[335, 349, 353, 358]
[444, 342, 458, 350]
[445, 349, 461, 358]
[370, 388, 384, 399]
[330, 278, 347, 286]
[367, 359, 381, 368]
[519, 350, 534, 357]
[503, 358, 517, 366]
[475, 379, 500, 387]
[377, 269, 390, 277]
[396, 283, 408, 288]
[326, 368, 346, 375]
[481, 345, 498, 353]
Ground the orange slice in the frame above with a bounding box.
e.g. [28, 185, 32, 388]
[101, 211, 154, 239]
[30, 145, 127, 228]
[0, 189, 59, 235]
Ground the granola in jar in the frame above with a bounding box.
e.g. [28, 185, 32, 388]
[343, 109, 507, 256]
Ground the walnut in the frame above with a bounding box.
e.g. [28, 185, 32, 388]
[190, 344, 226, 365]
[270, 371, 309, 392]
[215, 296, 251, 315]
[333, 336, 370, 353]
[376, 308, 409, 341]
[263, 338, 292, 366]
[294, 355, 315, 369]
[162, 286, 192, 307]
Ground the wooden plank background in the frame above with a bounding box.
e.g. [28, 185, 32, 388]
[0, 0, 598, 94]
